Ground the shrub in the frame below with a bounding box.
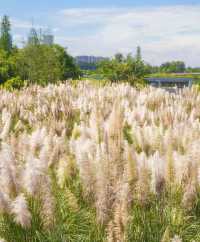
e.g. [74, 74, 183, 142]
[3, 76, 27, 91]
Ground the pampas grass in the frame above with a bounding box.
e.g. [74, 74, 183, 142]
[11, 194, 31, 228]
[0, 81, 200, 241]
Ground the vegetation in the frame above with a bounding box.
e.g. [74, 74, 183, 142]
[148, 61, 200, 75]
[97, 48, 150, 85]
[0, 82, 200, 241]
[159, 61, 186, 73]
[0, 15, 80, 89]
[0, 15, 12, 54]
[3, 76, 27, 91]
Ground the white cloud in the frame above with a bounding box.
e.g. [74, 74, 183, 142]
[59, 8, 121, 26]
[55, 5, 200, 66]
[11, 18, 43, 30]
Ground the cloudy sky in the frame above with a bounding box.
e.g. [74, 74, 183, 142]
[1, 0, 200, 66]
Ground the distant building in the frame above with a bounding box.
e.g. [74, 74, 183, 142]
[42, 29, 54, 45]
[75, 56, 108, 64]
[28, 27, 39, 45]
[75, 56, 109, 70]
[27, 27, 54, 45]
[42, 34, 54, 45]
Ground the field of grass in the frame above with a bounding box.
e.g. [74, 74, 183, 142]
[0, 82, 200, 241]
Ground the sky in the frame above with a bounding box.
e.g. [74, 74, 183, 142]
[1, 0, 200, 66]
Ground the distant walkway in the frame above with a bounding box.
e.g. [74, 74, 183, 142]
[145, 77, 193, 88]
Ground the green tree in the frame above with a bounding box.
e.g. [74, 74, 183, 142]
[127, 50, 149, 79]
[114, 53, 124, 63]
[136, 46, 142, 63]
[98, 58, 133, 83]
[133, 46, 147, 78]
[0, 49, 17, 82]
[16, 44, 80, 85]
[16, 44, 62, 85]
[52, 45, 81, 79]
[0, 49, 10, 82]
[98, 48, 150, 84]
[0, 15, 12, 53]
[160, 61, 186, 73]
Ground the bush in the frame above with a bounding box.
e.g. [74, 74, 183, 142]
[3, 76, 27, 91]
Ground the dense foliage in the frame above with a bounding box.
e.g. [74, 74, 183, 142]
[0, 15, 80, 89]
[0, 15, 12, 54]
[15, 43, 81, 85]
[97, 49, 151, 84]
[160, 61, 186, 73]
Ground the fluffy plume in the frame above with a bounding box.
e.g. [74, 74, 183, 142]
[171, 235, 182, 242]
[40, 178, 55, 230]
[0, 238, 7, 242]
[0, 109, 12, 140]
[0, 191, 11, 214]
[0, 143, 19, 196]
[11, 194, 32, 228]
[182, 182, 197, 210]
[0, 81, 200, 240]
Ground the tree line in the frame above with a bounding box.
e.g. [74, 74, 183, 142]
[96, 51, 200, 83]
[81, 47, 199, 85]
[0, 15, 80, 90]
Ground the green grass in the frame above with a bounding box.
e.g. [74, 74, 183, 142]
[1, 174, 200, 242]
[0, 172, 106, 242]
[127, 188, 200, 242]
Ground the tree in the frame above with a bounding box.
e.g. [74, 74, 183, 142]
[136, 46, 142, 63]
[0, 49, 18, 83]
[16, 44, 62, 84]
[114, 53, 124, 63]
[98, 59, 128, 82]
[0, 15, 12, 53]
[160, 61, 186, 73]
[52, 45, 80, 79]
[0, 49, 10, 82]
[98, 48, 150, 84]
[16, 44, 80, 85]
[125, 46, 148, 78]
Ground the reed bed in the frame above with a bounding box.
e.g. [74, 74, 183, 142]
[0, 82, 200, 241]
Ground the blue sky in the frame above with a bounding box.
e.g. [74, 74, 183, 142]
[1, 0, 200, 66]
